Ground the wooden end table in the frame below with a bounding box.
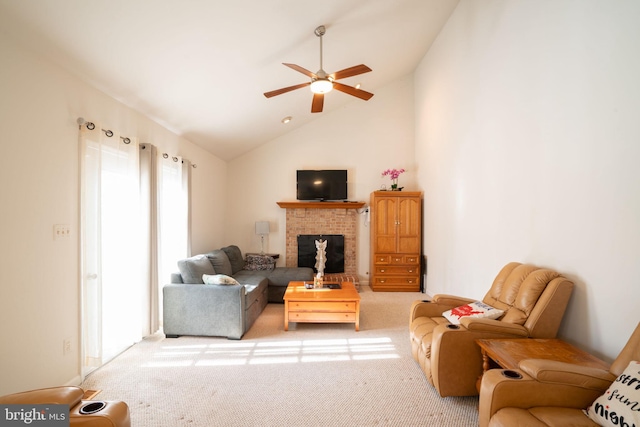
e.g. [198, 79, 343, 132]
[476, 338, 609, 390]
[283, 281, 360, 331]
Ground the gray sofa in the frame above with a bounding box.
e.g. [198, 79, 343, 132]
[163, 245, 313, 339]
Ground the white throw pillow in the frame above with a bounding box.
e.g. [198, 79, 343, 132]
[442, 301, 504, 325]
[202, 274, 240, 286]
[584, 360, 640, 427]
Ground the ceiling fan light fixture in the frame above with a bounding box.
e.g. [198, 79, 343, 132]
[310, 78, 333, 94]
[264, 25, 373, 113]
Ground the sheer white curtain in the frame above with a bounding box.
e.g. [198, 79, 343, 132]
[157, 154, 191, 324]
[79, 122, 192, 373]
[80, 124, 143, 375]
[139, 143, 159, 335]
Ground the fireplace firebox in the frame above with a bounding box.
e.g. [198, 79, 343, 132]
[297, 234, 344, 274]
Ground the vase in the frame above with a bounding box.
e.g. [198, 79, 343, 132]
[391, 178, 399, 191]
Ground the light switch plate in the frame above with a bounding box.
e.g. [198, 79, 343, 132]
[54, 224, 71, 240]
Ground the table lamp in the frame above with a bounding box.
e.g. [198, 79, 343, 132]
[255, 221, 270, 254]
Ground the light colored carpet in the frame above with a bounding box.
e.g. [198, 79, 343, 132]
[81, 286, 479, 426]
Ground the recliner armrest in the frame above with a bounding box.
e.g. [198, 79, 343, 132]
[410, 300, 461, 320]
[519, 358, 615, 390]
[460, 317, 529, 336]
[0, 386, 83, 406]
[479, 367, 609, 427]
[432, 294, 476, 307]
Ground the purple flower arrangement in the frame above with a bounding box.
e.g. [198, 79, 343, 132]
[381, 168, 405, 190]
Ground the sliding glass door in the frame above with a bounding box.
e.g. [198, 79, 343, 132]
[80, 125, 142, 375]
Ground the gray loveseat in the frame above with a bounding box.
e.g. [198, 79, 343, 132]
[163, 245, 313, 339]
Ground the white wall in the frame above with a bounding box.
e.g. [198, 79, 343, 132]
[225, 75, 417, 282]
[0, 35, 225, 395]
[415, 0, 640, 361]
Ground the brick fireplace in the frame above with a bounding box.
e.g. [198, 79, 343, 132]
[277, 201, 365, 286]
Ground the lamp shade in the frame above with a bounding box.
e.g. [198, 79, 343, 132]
[255, 221, 270, 235]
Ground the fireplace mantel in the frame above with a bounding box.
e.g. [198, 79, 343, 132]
[277, 201, 365, 209]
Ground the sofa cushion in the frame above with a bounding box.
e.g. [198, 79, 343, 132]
[442, 301, 504, 325]
[202, 274, 240, 285]
[206, 250, 233, 276]
[232, 270, 270, 286]
[177, 254, 216, 284]
[222, 245, 245, 274]
[584, 360, 640, 427]
[265, 267, 314, 287]
[244, 254, 275, 271]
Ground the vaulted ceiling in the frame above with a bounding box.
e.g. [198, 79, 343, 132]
[0, 0, 459, 160]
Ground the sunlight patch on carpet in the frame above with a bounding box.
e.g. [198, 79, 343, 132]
[141, 336, 399, 367]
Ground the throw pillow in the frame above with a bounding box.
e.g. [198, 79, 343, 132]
[202, 274, 240, 286]
[584, 360, 640, 427]
[177, 254, 216, 284]
[222, 245, 245, 274]
[243, 254, 275, 271]
[442, 301, 504, 325]
[206, 249, 233, 276]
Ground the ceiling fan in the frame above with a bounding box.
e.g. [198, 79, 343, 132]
[264, 25, 374, 113]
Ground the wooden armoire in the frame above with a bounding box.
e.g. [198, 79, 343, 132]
[369, 191, 422, 291]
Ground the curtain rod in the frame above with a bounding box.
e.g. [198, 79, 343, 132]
[161, 152, 197, 168]
[78, 117, 196, 168]
[77, 117, 131, 144]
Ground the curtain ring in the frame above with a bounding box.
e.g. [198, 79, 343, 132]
[162, 153, 169, 159]
[102, 129, 113, 137]
[85, 122, 95, 130]
[121, 136, 131, 144]
[192, 164, 197, 168]
[172, 157, 178, 162]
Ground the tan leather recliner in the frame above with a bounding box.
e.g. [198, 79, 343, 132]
[0, 386, 130, 427]
[479, 322, 640, 427]
[409, 262, 574, 397]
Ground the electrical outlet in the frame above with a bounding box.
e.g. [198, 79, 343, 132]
[63, 338, 71, 356]
[53, 224, 71, 240]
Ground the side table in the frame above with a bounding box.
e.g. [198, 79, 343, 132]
[476, 338, 609, 391]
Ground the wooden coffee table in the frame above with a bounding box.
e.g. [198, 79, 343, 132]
[476, 338, 609, 389]
[283, 281, 360, 331]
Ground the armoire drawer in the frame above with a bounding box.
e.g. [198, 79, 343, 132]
[373, 276, 419, 286]
[374, 265, 419, 275]
[374, 254, 420, 265]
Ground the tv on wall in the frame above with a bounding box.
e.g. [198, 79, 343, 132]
[296, 170, 348, 201]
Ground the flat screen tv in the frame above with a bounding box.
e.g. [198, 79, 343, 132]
[296, 170, 347, 201]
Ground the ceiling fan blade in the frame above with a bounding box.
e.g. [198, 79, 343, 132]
[283, 63, 317, 78]
[331, 64, 372, 80]
[333, 82, 374, 101]
[264, 82, 311, 98]
[311, 93, 324, 113]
